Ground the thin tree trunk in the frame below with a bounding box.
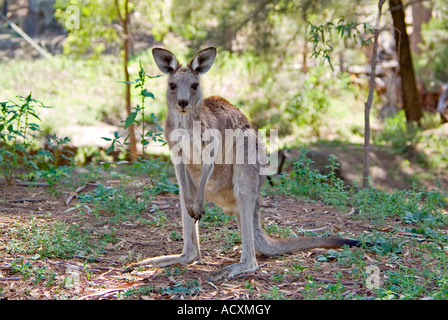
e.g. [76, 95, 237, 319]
[115, 0, 137, 162]
[389, 0, 423, 123]
[363, 0, 385, 188]
[303, 32, 308, 73]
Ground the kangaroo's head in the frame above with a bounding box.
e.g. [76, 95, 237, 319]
[152, 47, 217, 114]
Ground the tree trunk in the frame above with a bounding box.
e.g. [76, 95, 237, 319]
[389, 0, 423, 123]
[363, 0, 385, 188]
[116, 0, 137, 162]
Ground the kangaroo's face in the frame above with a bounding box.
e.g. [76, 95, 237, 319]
[167, 68, 201, 114]
[152, 47, 217, 114]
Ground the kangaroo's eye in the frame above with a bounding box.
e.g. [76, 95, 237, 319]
[191, 83, 199, 90]
[169, 83, 177, 90]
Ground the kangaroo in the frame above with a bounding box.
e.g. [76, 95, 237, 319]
[125, 47, 360, 280]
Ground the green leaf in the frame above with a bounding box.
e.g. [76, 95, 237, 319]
[27, 159, 39, 170]
[124, 112, 137, 129]
[117, 81, 135, 85]
[141, 89, 155, 99]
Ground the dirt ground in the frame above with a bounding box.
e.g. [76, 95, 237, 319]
[1, 136, 447, 300]
[0, 176, 387, 300]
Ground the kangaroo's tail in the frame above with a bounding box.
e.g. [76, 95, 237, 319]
[252, 198, 362, 255]
[254, 227, 361, 256]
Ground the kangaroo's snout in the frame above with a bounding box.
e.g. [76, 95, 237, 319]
[178, 99, 189, 110]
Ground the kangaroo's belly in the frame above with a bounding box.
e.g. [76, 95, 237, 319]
[186, 163, 237, 215]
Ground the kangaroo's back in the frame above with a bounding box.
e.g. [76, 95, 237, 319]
[200, 96, 252, 132]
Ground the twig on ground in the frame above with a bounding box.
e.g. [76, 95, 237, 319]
[15, 181, 49, 187]
[65, 182, 99, 206]
[9, 199, 42, 203]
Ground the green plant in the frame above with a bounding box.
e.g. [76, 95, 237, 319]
[163, 265, 187, 276]
[77, 184, 152, 223]
[10, 258, 59, 286]
[277, 150, 349, 208]
[0, 93, 75, 186]
[148, 204, 168, 227]
[223, 229, 241, 247]
[307, 18, 373, 70]
[275, 151, 447, 229]
[29, 134, 74, 186]
[169, 230, 182, 241]
[261, 285, 290, 300]
[286, 262, 311, 278]
[351, 183, 447, 227]
[264, 222, 295, 238]
[201, 204, 232, 226]
[377, 267, 425, 300]
[373, 110, 421, 154]
[159, 280, 201, 297]
[272, 273, 285, 282]
[5, 218, 100, 259]
[287, 67, 331, 138]
[124, 61, 164, 157]
[101, 62, 177, 195]
[0, 93, 48, 184]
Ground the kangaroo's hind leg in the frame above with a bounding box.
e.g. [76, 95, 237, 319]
[124, 164, 201, 271]
[208, 164, 260, 280]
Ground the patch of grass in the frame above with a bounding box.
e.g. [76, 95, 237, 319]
[351, 183, 448, 227]
[77, 183, 152, 223]
[10, 258, 58, 286]
[4, 217, 101, 259]
[264, 221, 296, 238]
[373, 110, 421, 155]
[200, 203, 233, 228]
[265, 151, 448, 300]
[275, 151, 350, 209]
[274, 150, 447, 228]
[261, 285, 291, 300]
[123, 280, 201, 299]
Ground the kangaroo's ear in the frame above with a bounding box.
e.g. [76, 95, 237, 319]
[152, 47, 180, 74]
[188, 47, 217, 74]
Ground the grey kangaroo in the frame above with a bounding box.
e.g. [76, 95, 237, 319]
[126, 47, 360, 280]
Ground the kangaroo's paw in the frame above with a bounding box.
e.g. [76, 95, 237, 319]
[186, 203, 204, 221]
[208, 261, 258, 281]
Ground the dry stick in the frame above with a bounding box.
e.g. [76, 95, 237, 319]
[65, 182, 98, 206]
[363, 0, 386, 188]
[9, 198, 42, 203]
[0, 277, 21, 281]
[15, 181, 50, 187]
[313, 277, 355, 286]
[0, 12, 52, 60]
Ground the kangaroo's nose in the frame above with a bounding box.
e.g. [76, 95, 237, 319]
[178, 100, 189, 109]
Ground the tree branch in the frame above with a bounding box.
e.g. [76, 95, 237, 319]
[233, 0, 272, 33]
[363, 0, 386, 188]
